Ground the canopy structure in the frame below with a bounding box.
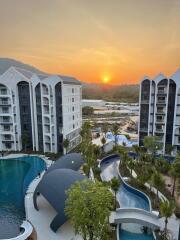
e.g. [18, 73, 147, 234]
[33, 168, 86, 232]
[45, 153, 84, 175]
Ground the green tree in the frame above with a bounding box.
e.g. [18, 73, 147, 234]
[143, 136, 163, 159]
[22, 132, 29, 152]
[80, 122, 92, 158]
[65, 179, 113, 240]
[110, 177, 120, 209]
[117, 146, 128, 166]
[102, 123, 109, 135]
[82, 106, 94, 116]
[101, 136, 106, 152]
[63, 138, 69, 154]
[127, 157, 136, 177]
[166, 144, 176, 155]
[160, 201, 174, 239]
[151, 171, 165, 200]
[112, 123, 119, 146]
[169, 156, 180, 197]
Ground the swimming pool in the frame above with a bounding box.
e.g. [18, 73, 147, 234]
[0, 156, 46, 239]
[100, 154, 154, 240]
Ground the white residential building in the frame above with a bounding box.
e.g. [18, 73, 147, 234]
[138, 69, 180, 154]
[0, 67, 82, 153]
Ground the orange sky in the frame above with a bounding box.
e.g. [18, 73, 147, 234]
[0, 0, 180, 85]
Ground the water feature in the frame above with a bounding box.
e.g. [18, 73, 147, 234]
[100, 154, 154, 240]
[0, 156, 46, 239]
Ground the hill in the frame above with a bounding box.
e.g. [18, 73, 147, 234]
[0, 58, 45, 75]
[82, 83, 139, 103]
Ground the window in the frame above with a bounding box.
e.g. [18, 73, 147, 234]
[72, 88, 74, 93]
[1, 89, 7, 95]
[3, 116, 9, 122]
[72, 106, 74, 111]
[2, 107, 8, 113]
[4, 125, 10, 131]
[5, 143, 11, 149]
[73, 115, 75, 120]
[73, 124, 75, 129]
[72, 97, 74, 102]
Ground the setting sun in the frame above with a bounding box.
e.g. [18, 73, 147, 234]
[103, 76, 110, 84]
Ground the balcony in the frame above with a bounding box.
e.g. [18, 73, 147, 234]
[43, 101, 49, 106]
[155, 119, 164, 124]
[2, 137, 14, 143]
[42, 90, 49, 95]
[141, 99, 149, 104]
[139, 127, 148, 132]
[0, 121, 13, 125]
[0, 101, 11, 106]
[0, 111, 11, 115]
[0, 90, 8, 95]
[157, 100, 166, 104]
[157, 90, 167, 95]
[155, 128, 164, 133]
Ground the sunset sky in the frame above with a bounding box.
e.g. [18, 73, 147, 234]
[0, 0, 180, 85]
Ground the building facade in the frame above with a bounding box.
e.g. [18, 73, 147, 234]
[0, 67, 82, 153]
[138, 69, 180, 154]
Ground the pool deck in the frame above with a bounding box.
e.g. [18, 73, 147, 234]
[25, 175, 82, 240]
[0, 153, 82, 240]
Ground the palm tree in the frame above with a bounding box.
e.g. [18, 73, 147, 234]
[169, 159, 180, 197]
[151, 171, 165, 200]
[127, 157, 136, 177]
[101, 136, 106, 152]
[102, 122, 109, 135]
[112, 123, 119, 146]
[110, 177, 120, 209]
[160, 201, 174, 239]
[63, 138, 69, 154]
[133, 145, 142, 156]
[118, 146, 128, 166]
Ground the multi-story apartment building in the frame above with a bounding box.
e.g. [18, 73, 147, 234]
[0, 66, 82, 153]
[139, 69, 180, 154]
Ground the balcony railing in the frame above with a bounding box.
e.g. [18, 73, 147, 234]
[141, 99, 149, 104]
[155, 128, 164, 133]
[0, 101, 11, 105]
[157, 100, 166, 104]
[0, 90, 8, 95]
[0, 121, 12, 124]
[157, 89, 167, 95]
[156, 119, 164, 124]
[139, 128, 148, 132]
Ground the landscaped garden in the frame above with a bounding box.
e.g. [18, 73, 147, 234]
[63, 122, 180, 240]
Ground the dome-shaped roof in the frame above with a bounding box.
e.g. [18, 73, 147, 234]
[46, 153, 84, 175]
[33, 168, 86, 232]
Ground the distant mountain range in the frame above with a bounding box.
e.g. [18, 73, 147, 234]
[0, 58, 139, 102]
[0, 58, 45, 75]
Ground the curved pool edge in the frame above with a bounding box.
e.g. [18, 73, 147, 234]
[100, 154, 156, 240]
[0, 154, 49, 240]
[2, 221, 33, 240]
[100, 154, 152, 212]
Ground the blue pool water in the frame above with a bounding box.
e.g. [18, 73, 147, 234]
[118, 184, 149, 211]
[100, 155, 154, 240]
[0, 156, 46, 239]
[119, 228, 154, 240]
